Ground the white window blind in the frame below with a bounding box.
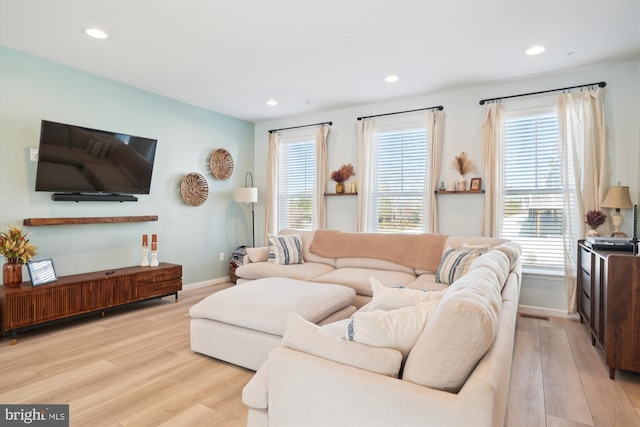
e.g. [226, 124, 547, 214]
[278, 135, 316, 230]
[502, 107, 563, 269]
[368, 123, 427, 233]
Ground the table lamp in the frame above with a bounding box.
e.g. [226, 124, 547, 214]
[601, 184, 633, 237]
[235, 172, 258, 247]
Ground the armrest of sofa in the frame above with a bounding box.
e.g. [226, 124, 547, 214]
[266, 346, 496, 427]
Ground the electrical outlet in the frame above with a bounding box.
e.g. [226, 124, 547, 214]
[219, 252, 225, 262]
[29, 148, 39, 162]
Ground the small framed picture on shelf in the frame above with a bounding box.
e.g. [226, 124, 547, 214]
[470, 178, 482, 192]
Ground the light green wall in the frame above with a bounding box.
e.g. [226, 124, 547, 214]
[0, 47, 255, 284]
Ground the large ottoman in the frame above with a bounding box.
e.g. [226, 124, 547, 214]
[189, 277, 357, 370]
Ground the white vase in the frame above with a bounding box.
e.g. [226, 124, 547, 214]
[457, 175, 466, 192]
[586, 228, 599, 238]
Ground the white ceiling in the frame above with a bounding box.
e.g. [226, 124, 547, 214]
[1, 0, 638, 123]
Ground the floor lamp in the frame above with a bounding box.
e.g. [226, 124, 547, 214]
[235, 172, 258, 247]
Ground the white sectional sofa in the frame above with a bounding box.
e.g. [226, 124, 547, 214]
[238, 230, 522, 427]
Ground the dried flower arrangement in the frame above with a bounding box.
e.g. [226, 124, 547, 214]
[450, 152, 474, 176]
[330, 163, 355, 183]
[585, 210, 607, 229]
[0, 226, 37, 264]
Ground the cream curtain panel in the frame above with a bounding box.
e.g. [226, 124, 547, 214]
[315, 125, 329, 229]
[559, 88, 607, 314]
[481, 103, 504, 237]
[356, 119, 374, 232]
[264, 131, 280, 243]
[425, 110, 444, 233]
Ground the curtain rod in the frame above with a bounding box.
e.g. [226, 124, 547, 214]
[268, 121, 332, 134]
[357, 105, 443, 121]
[478, 81, 606, 105]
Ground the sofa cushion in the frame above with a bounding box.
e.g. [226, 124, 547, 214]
[346, 298, 441, 358]
[313, 268, 416, 297]
[242, 361, 269, 409]
[359, 277, 443, 312]
[435, 248, 480, 284]
[280, 229, 336, 267]
[247, 246, 269, 263]
[405, 274, 449, 292]
[236, 261, 335, 282]
[283, 313, 403, 377]
[402, 270, 502, 393]
[493, 241, 522, 271]
[269, 234, 304, 265]
[469, 249, 510, 290]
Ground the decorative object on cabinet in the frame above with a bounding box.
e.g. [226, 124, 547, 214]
[330, 163, 355, 194]
[1, 226, 37, 287]
[235, 172, 258, 247]
[26, 259, 58, 287]
[180, 172, 209, 206]
[584, 210, 607, 238]
[470, 178, 482, 192]
[601, 184, 633, 237]
[450, 151, 474, 191]
[209, 148, 234, 180]
[576, 240, 640, 379]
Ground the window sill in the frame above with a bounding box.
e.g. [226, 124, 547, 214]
[522, 267, 564, 278]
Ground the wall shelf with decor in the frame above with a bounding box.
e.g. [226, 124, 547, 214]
[23, 216, 159, 226]
[325, 193, 358, 196]
[435, 191, 485, 194]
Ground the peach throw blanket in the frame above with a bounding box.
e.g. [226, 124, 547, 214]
[309, 230, 448, 272]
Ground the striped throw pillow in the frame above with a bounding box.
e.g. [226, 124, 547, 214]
[435, 248, 480, 284]
[268, 234, 304, 265]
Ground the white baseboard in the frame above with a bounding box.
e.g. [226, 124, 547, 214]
[183, 276, 231, 290]
[518, 304, 580, 321]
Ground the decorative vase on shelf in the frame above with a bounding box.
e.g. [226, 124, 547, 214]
[457, 175, 467, 192]
[585, 228, 599, 238]
[2, 260, 22, 288]
[335, 182, 345, 194]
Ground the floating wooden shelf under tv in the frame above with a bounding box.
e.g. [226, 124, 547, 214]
[435, 190, 485, 194]
[23, 216, 159, 226]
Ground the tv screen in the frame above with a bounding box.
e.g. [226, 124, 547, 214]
[35, 120, 157, 195]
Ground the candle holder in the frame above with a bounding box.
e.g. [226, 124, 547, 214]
[140, 246, 150, 266]
[150, 250, 159, 267]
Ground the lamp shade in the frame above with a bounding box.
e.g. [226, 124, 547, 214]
[235, 187, 258, 204]
[601, 186, 633, 209]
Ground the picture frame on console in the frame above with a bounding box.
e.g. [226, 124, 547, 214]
[27, 258, 58, 287]
[470, 178, 482, 192]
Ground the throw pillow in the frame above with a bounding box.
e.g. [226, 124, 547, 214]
[360, 277, 443, 312]
[268, 234, 304, 265]
[283, 313, 403, 377]
[246, 246, 269, 263]
[435, 247, 480, 284]
[346, 299, 440, 358]
[461, 242, 491, 254]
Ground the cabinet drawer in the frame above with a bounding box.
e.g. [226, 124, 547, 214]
[581, 289, 591, 319]
[137, 280, 181, 298]
[580, 247, 592, 272]
[134, 267, 182, 285]
[580, 268, 591, 297]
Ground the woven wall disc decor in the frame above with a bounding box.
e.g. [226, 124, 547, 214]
[209, 148, 234, 180]
[180, 172, 209, 206]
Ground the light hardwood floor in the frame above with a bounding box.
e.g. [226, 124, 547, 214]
[1, 282, 638, 427]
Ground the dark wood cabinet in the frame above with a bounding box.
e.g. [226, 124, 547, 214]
[577, 241, 640, 379]
[0, 263, 182, 343]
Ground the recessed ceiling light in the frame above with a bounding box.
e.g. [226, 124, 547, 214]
[385, 75, 399, 83]
[525, 45, 545, 55]
[266, 99, 278, 106]
[84, 27, 108, 39]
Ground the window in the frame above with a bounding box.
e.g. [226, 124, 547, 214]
[278, 133, 316, 230]
[368, 121, 427, 233]
[501, 107, 563, 269]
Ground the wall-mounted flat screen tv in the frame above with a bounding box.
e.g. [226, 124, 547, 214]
[35, 120, 157, 197]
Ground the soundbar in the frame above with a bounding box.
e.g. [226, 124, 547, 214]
[51, 193, 138, 202]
